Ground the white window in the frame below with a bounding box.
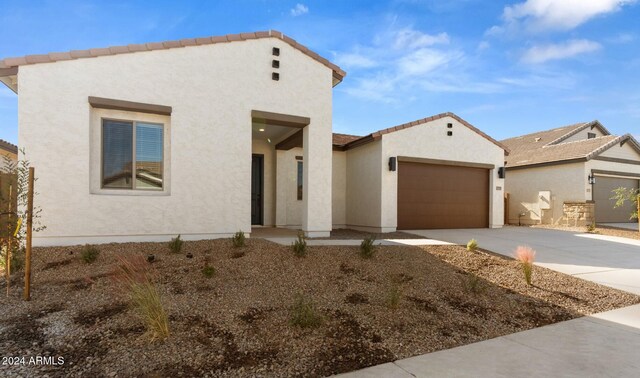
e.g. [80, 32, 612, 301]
[102, 119, 164, 190]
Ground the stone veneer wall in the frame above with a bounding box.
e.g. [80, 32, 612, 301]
[562, 202, 595, 227]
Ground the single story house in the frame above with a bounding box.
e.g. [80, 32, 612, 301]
[0, 30, 507, 246]
[501, 121, 640, 226]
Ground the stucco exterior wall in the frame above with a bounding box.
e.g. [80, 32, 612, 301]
[0, 150, 17, 171]
[18, 37, 334, 245]
[275, 147, 303, 228]
[505, 162, 587, 225]
[332, 150, 347, 228]
[599, 142, 640, 160]
[345, 141, 383, 230]
[562, 127, 606, 143]
[380, 116, 506, 229]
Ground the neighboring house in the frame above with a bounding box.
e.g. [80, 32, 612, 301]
[502, 122, 640, 226]
[0, 139, 17, 171]
[0, 30, 507, 246]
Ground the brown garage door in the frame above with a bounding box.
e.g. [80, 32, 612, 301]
[594, 176, 639, 223]
[397, 162, 489, 229]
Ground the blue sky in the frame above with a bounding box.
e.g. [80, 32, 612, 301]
[1, 0, 639, 144]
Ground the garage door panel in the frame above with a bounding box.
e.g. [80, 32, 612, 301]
[397, 162, 489, 229]
[594, 176, 639, 223]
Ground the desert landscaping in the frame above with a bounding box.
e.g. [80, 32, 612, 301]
[1, 235, 637, 377]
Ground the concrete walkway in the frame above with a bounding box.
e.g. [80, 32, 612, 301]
[264, 238, 453, 246]
[406, 226, 640, 295]
[338, 304, 640, 378]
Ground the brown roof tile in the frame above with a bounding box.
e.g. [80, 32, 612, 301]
[0, 139, 18, 154]
[504, 135, 618, 168]
[0, 30, 345, 83]
[332, 133, 362, 146]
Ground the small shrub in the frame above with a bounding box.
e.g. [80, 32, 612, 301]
[386, 282, 402, 309]
[113, 254, 170, 341]
[360, 235, 377, 259]
[81, 245, 100, 264]
[466, 239, 478, 252]
[514, 246, 536, 286]
[0, 246, 24, 273]
[290, 294, 322, 328]
[465, 274, 486, 294]
[168, 235, 183, 254]
[586, 222, 598, 233]
[232, 231, 246, 248]
[202, 265, 215, 278]
[292, 232, 307, 257]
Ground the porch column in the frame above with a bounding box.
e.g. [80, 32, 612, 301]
[302, 122, 331, 237]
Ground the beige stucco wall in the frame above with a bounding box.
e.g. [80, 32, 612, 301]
[0, 150, 17, 171]
[345, 141, 383, 230]
[599, 141, 640, 160]
[275, 147, 303, 228]
[562, 126, 606, 143]
[18, 37, 334, 245]
[381, 116, 506, 229]
[505, 162, 587, 225]
[332, 150, 347, 228]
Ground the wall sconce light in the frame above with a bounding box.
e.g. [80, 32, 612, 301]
[588, 174, 596, 185]
[388, 157, 397, 171]
[498, 167, 506, 179]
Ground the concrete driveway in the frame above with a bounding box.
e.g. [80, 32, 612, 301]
[406, 226, 640, 295]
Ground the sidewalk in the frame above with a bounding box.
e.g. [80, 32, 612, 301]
[337, 304, 640, 377]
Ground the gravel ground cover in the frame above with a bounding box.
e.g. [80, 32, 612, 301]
[1, 239, 637, 377]
[532, 224, 640, 240]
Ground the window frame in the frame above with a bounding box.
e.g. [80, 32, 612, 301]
[587, 132, 596, 139]
[100, 117, 165, 191]
[297, 160, 303, 201]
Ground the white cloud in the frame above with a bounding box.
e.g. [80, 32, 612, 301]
[521, 39, 601, 64]
[493, 0, 636, 33]
[335, 26, 502, 102]
[334, 52, 378, 68]
[392, 29, 449, 49]
[477, 41, 491, 51]
[606, 32, 635, 43]
[290, 3, 309, 17]
[397, 48, 459, 75]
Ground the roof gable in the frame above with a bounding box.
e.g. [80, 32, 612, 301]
[0, 30, 346, 91]
[336, 112, 508, 153]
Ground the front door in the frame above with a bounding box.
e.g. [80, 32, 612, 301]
[251, 154, 264, 225]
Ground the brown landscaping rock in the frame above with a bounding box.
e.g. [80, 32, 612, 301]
[0, 238, 637, 377]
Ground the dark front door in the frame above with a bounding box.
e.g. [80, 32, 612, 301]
[251, 154, 264, 225]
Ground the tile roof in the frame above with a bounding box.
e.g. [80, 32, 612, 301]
[332, 133, 362, 146]
[0, 139, 18, 154]
[0, 30, 346, 83]
[501, 120, 640, 168]
[335, 112, 509, 153]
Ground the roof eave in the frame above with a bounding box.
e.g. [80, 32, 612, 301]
[0, 67, 18, 94]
